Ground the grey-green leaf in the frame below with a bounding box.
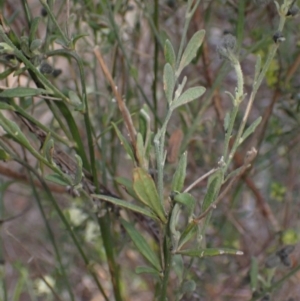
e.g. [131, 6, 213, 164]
[133, 167, 167, 223]
[112, 122, 134, 161]
[250, 257, 258, 291]
[171, 86, 205, 110]
[121, 219, 161, 271]
[176, 29, 205, 77]
[135, 266, 160, 276]
[202, 171, 222, 212]
[0, 87, 48, 98]
[0, 149, 11, 161]
[253, 54, 261, 85]
[181, 280, 196, 294]
[177, 247, 244, 257]
[174, 192, 195, 220]
[224, 111, 230, 132]
[45, 174, 70, 186]
[163, 63, 175, 103]
[240, 116, 262, 145]
[171, 151, 187, 192]
[91, 194, 159, 221]
[178, 222, 198, 250]
[115, 176, 138, 199]
[164, 39, 176, 68]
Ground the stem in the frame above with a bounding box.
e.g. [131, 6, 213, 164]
[154, 109, 173, 206]
[153, 0, 159, 131]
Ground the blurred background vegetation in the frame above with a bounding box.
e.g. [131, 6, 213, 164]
[0, 0, 300, 300]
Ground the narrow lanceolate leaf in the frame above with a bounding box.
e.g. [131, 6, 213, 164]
[181, 280, 196, 294]
[45, 174, 70, 186]
[0, 149, 11, 161]
[223, 111, 230, 132]
[74, 154, 83, 186]
[91, 194, 159, 221]
[136, 132, 145, 167]
[112, 122, 134, 161]
[202, 171, 223, 212]
[239, 116, 262, 145]
[0, 101, 14, 111]
[164, 39, 176, 69]
[29, 17, 41, 43]
[176, 29, 205, 77]
[0, 111, 37, 153]
[135, 266, 160, 276]
[163, 63, 175, 103]
[174, 192, 196, 220]
[0, 68, 14, 80]
[0, 87, 49, 98]
[133, 167, 167, 223]
[253, 54, 261, 85]
[177, 248, 244, 257]
[171, 151, 187, 192]
[115, 177, 138, 199]
[171, 86, 205, 110]
[121, 220, 161, 271]
[178, 222, 198, 250]
[250, 257, 258, 291]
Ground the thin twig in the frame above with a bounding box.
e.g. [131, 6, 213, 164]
[93, 47, 137, 153]
[184, 168, 218, 193]
[194, 148, 257, 223]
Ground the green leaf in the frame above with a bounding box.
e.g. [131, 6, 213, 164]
[0, 149, 11, 161]
[133, 167, 167, 223]
[68, 90, 82, 106]
[163, 63, 175, 103]
[0, 68, 14, 80]
[54, 101, 90, 171]
[181, 280, 196, 294]
[253, 54, 261, 85]
[172, 255, 184, 282]
[171, 151, 187, 192]
[171, 86, 205, 110]
[91, 194, 159, 221]
[176, 29, 205, 77]
[178, 222, 198, 250]
[177, 247, 244, 257]
[135, 266, 160, 276]
[0, 111, 38, 153]
[250, 257, 258, 291]
[0, 101, 15, 111]
[45, 173, 70, 186]
[71, 33, 89, 46]
[115, 176, 138, 199]
[202, 171, 223, 212]
[224, 111, 230, 132]
[239, 116, 262, 144]
[74, 154, 83, 185]
[224, 165, 246, 183]
[121, 219, 161, 271]
[136, 132, 145, 167]
[164, 39, 176, 68]
[0, 87, 48, 98]
[112, 122, 134, 161]
[29, 17, 41, 43]
[173, 192, 196, 220]
[30, 39, 42, 52]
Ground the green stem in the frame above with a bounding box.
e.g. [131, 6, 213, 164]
[152, 0, 159, 131]
[46, 48, 123, 301]
[0, 27, 70, 103]
[39, 0, 70, 46]
[154, 109, 173, 207]
[28, 173, 75, 301]
[9, 155, 110, 301]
